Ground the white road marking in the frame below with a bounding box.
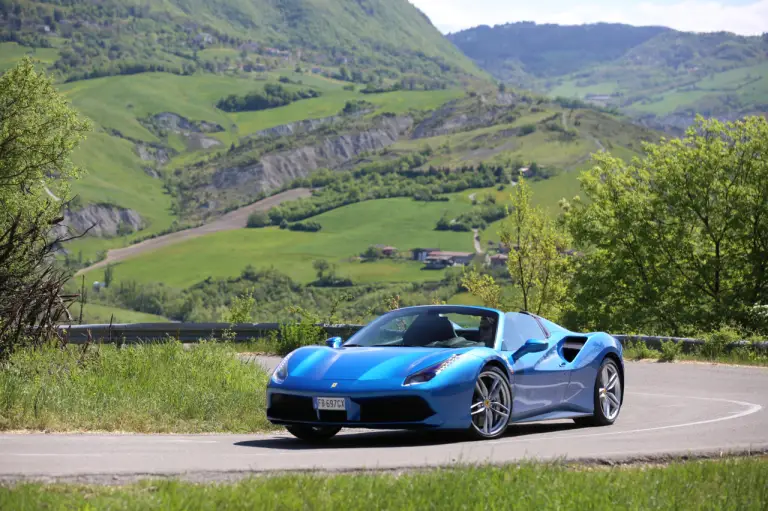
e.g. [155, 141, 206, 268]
[250, 392, 764, 458]
[490, 392, 762, 446]
[5, 453, 105, 457]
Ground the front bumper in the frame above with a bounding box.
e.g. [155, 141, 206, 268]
[266, 379, 474, 430]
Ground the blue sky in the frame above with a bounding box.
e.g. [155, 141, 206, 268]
[409, 0, 768, 35]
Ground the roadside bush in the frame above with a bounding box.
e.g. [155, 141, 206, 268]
[519, 123, 537, 136]
[622, 340, 661, 360]
[274, 320, 326, 356]
[699, 325, 742, 359]
[659, 340, 683, 362]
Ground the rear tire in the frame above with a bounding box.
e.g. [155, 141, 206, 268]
[286, 425, 341, 442]
[574, 357, 622, 427]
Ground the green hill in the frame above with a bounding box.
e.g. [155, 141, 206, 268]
[448, 22, 768, 130]
[2, 0, 485, 86]
[2, 2, 662, 316]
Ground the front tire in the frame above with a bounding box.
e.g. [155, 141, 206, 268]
[468, 366, 512, 440]
[574, 357, 622, 427]
[286, 425, 341, 442]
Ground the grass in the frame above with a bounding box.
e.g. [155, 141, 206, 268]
[622, 341, 768, 367]
[546, 62, 768, 117]
[0, 42, 59, 72]
[51, 70, 463, 261]
[67, 303, 169, 324]
[0, 342, 272, 433]
[1, 458, 766, 510]
[80, 197, 476, 288]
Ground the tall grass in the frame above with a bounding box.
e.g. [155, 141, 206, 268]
[1, 458, 766, 510]
[0, 341, 274, 433]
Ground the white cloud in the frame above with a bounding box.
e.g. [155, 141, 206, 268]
[410, 0, 768, 35]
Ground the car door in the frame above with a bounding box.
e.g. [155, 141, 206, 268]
[501, 313, 570, 420]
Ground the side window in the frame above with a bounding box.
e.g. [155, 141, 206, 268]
[502, 314, 546, 352]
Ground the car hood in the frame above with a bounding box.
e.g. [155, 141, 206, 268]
[288, 346, 479, 381]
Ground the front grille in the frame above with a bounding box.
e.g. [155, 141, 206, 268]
[354, 396, 435, 423]
[268, 393, 316, 421]
[318, 410, 347, 422]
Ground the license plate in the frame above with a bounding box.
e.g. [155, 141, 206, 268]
[316, 397, 346, 410]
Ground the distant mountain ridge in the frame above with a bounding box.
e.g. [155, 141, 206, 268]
[448, 22, 768, 128]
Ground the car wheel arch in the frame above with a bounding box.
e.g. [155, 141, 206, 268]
[477, 358, 513, 383]
[602, 352, 624, 404]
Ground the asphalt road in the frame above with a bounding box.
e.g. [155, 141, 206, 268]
[1, 360, 767, 484]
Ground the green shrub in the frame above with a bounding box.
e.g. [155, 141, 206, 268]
[659, 340, 683, 362]
[700, 325, 742, 359]
[622, 339, 661, 360]
[274, 320, 326, 356]
[246, 211, 270, 228]
[519, 123, 537, 136]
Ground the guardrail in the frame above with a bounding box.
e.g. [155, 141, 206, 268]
[55, 322, 768, 352]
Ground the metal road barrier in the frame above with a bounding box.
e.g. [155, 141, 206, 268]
[55, 322, 768, 352]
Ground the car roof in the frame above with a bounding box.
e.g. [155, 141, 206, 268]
[391, 305, 567, 331]
[394, 304, 503, 314]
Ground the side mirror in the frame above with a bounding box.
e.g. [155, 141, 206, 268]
[325, 337, 343, 349]
[512, 338, 548, 360]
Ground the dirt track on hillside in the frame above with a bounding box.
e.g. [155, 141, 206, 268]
[75, 188, 312, 277]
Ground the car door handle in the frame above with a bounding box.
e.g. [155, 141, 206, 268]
[559, 362, 567, 367]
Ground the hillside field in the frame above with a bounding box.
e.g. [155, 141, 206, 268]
[57, 70, 464, 261]
[79, 168, 588, 290]
[83, 196, 477, 288]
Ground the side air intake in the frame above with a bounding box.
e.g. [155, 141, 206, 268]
[561, 336, 588, 363]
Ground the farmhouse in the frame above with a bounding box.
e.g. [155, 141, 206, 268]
[375, 245, 397, 257]
[411, 248, 440, 261]
[423, 251, 474, 269]
[487, 253, 509, 267]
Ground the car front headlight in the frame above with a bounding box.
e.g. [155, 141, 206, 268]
[404, 354, 464, 386]
[272, 353, 294, 384]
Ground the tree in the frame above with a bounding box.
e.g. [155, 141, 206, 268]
[246, 210, 270, 228]
[0, 58, 91, 357]
[104, 264, 115, 288]
[500, 178, 572, 317]
[461, 178, 572, 319]
[313, 259, 330, 280]
[564, 116, 768, 335]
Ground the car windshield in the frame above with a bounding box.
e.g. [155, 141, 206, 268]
[344, 307, 499, 348]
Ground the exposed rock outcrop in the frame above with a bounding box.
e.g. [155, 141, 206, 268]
[56, 204, 145, 238]
[141, 112, 225, 152]
[150, 112, 224, 133]
[211, 115, 413, 195]
[244, 111, 370, 141]
[411, 100, 510, 139]
[136, 143, 174, 165]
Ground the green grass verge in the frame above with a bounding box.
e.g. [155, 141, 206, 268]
[1, 458, 765, 510]
[622, 341, 768, 367]
[0, 342, 272, 433]
[81, 197, 476, 288]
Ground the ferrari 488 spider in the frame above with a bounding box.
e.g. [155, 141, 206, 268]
[266, 305, 624, 441]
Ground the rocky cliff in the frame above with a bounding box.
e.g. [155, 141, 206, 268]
[210, 115, 413, 195]
[57, 204, 145, 238]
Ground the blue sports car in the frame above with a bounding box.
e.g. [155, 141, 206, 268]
[266, 305, 624, 441]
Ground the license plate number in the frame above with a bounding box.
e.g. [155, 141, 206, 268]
[316, 397, 346, 410]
